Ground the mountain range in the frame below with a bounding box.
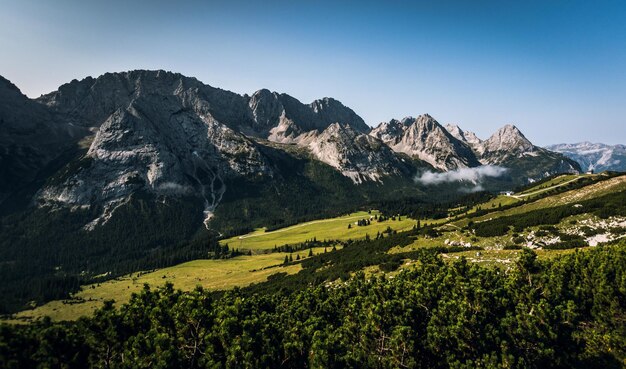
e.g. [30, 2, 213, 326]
[546, 142, 626, 173]
[1, 70, 581, 228]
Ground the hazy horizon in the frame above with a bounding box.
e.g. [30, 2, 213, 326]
[2, 0, 625, 145]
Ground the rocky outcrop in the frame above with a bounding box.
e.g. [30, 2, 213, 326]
[476, 124, 535, 163]
[444, 124, 482, 147]
[38, 91, 273, 229]
[472, 124, 580, 177]
[370, 116, 580, 178]
[298, 123, 413, 183]
[248, 89, 369, 141]
[37, 70, 254, 131]
[370, 114, 480, 170]
[0, 76, 89, 205]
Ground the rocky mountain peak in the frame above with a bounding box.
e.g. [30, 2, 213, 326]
[399, 117, 415, 126]
[300, 122, 411, 183]
[368, 118, 410, 144]
[307, 97, 369, 133]
[444, 124, 482, 146]
[370, 113, 479, 170]
[38, 90, 273, 229]
[473, 124, 582, 177]
[414, 113, 435, 124]
[248, 88, 283, 129]
[258, 92, 370, 143]
[36, 70, 220, 128]
[0, 76, 22, 95]
[481, 124, 533, 154]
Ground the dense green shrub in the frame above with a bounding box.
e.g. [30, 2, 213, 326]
[2, 242, 625, 368]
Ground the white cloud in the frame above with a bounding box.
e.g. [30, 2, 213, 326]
[416, 165, 508, 186]
[157, 182, 193, 194]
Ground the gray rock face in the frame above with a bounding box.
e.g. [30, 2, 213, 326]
[248, 89, 369, 141]
[546, 142, 626, 172]
[0, 76, 89, 205]
[246, 87, 398, 180]
[38, 70, 254, 131]
[37, 70, 377, 178]
[370, 116, 580, 178]
[25, 70, 401, 227]
[469, 124, 580, 177]
[477, 124, 535, 164]
[38, 88, 273, 228]
[298, 123, 412, 183]
[444, 124, 482, 147]
[248, 89, 284, 130]
[370, 114, 480, 170]
[441, 123, 580, 176]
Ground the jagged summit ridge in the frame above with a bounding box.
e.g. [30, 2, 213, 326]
[478, 124, 536, 163]
[38, 92, 273, 229]
[444, 124, 482, 147]
[298, 123, 412, 183]
[36, 70, 383, 181]
[12, 70, 411, 227]
[370, 114, 579, 176]
[37, 70, 370, 137]
[250, 89, 369, 142]
[0, 70, 583, 229]
[370, 114, 480, 170]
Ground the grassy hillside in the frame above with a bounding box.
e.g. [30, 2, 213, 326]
[387, 174, 626, 264]
[10, 248, 333, 322]
[6, 173, 626, 324]
[219, 210, 418, 251]
[457, 173, 626, 226]
[463, 173, 606, 216]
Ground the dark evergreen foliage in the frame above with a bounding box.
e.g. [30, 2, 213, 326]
[2, 242, 625, 368]
[0, 193, 223, 313]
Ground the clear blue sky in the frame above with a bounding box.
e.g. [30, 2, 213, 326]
[1, 0, 625, 145]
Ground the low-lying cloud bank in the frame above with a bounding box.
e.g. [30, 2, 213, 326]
[157, 181, 194, 194]
[415, 165, 508, 188]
